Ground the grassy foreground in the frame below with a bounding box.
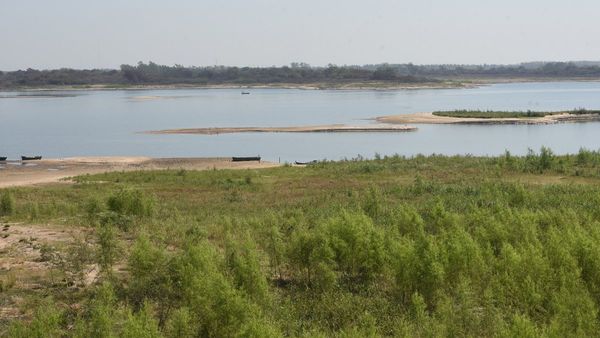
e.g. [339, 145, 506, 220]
[432, 108, 600, 119]
[3, 148, 600, 336]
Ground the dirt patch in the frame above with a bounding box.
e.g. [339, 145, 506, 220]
[0, 222, 95, 324]
[0, 223, 86, 274]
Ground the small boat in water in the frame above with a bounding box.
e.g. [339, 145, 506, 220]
[232, 156, 261, 162]
[295, 160, 318, 165]
[0, 157, 6, 161]
[241, 92, 250, 95]
[21, 156, 42, 161]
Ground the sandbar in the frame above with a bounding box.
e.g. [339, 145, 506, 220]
[146, 124, 417, 135]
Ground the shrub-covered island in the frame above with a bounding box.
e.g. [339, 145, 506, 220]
[432, 108, 600, 119]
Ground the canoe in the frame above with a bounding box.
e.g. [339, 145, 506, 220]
[241, 92, 250, 95]
[295, 160, 318, 165]
[0, 157, 6, 161]
[21, 156, 42, 161]
[232, 156, 261, 162]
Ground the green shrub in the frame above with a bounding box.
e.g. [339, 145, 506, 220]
[0, 191, 15, 216]
[288, 227, 336, 290]
[97, 224, 119, 277]
[121, 302, 162, 338]
[165, 307, 194, 338]
[325, 211, 387, 285]
[548, 286, 599, 337]
[503, 314, 539, 338]
[8, 299, 63, 338]
[171, 243, 262, 337]
[127, 236, 172, 310]
[387, 204, 425, 237]
[264, 225, 285, 281]
[73, 283, 118, 338]
[391, 232, 445, 307]
[85, 196, 104, 222]
[238, 317, 283, 338]
[107, 189, 154, 217]
[225, 237, 270, 304]
[99, 211, 134, 232]
[538, 146, 554, 171]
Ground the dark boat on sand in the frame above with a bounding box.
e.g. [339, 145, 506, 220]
[0, 157, 6, 161]
[232, 156, 261, 162]
[295, 160, 318, 165]
[21, 156, 42, 161]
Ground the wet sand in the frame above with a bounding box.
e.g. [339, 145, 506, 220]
[376, 112, 600, 125]
[0, 157, 280, 188]
[146, 124, 417, 135]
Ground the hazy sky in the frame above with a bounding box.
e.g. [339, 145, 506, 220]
[1, 0, 599, 70]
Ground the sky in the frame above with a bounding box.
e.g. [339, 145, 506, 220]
[1, 0, 599, 70]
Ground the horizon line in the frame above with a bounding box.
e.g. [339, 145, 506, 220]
[3, 60, 600, 72]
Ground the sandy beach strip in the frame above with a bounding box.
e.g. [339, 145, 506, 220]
[1, 81, 469, 92]
[146, 124, 417, 135]
[376, 112, 600, 125]
[0, 157, 280, 188]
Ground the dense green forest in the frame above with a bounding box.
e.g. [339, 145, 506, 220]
[3, 149, 600, 336]
[1, 61, 600, 88]
[0, 63, 433, 88]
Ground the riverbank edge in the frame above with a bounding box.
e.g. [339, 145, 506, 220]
[2, 78, 600, 92]
[0, 157, 282, 188]
[0, 81, 468, 92]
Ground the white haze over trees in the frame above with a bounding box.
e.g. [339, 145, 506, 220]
[1, 0, 599, 70]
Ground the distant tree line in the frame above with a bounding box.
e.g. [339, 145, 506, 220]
[382, 62, 600, 78]
[0, 68, 123, 88]
[119, 62, 432, 84]
[1, 61, 600, 88]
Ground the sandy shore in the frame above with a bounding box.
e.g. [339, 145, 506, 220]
[376, 112, 600, 125]
[4, 79, 600, 93]
[0, 157, 280, 188]
[1, 81, 468, 92]
[146, 124, 417, 135]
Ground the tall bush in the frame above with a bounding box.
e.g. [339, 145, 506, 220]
[0, 191, 15, 216]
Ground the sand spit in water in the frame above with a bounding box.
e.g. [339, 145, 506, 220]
[146, 124, 417, 135]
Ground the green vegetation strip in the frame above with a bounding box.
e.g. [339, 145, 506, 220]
[3, 61, 600, 89]
[4, 148, 600, 336]
[432, 108, 600, 119]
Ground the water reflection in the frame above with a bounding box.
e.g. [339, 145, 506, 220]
[1, 82, 599, 162]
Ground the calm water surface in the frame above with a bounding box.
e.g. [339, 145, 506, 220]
[1, 82, 600, 162]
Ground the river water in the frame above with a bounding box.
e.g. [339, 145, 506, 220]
[1, 81, 600, 162]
